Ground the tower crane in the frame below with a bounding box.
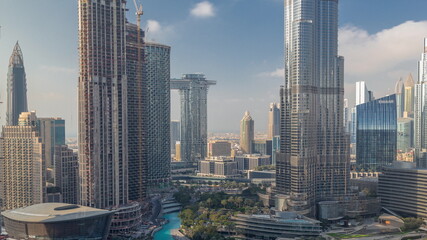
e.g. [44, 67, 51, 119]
[133, 0, 145, 201]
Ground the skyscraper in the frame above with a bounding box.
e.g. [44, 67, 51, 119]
[277, 0, 348, 216]
[0, 112, 46, 210]
[38, 118, 65, 169]
[356, 95, 397, 170]
[170, 74, 216, 162]
[404, 74, 415, 117]
[143, 42, 171, 188]
[7, 42, 28, 126]
[240, 111, 254, 154]
[267, 103, 280, 139]
[343, 99, 350, 133]
[356, 81, 369, 106]
[54, 145, 79, 204]
[395, 78, 405, 118]
[171, 120, 180, 154]
[415, 38, 427, 166]
[78, 0, 128, 209]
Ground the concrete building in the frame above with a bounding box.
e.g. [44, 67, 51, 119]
[395, 78, 405, 118]
[208, 140, 232, 157]
[171, 74, 216, 162]
[277, 0, 349, 216]
[143, 41, 171, 188]
[240, 111, 254, 154]
[175, 141, 182, 161]
[171, 120, 180, 154]
[6, 42, 28, 126]
[252, 139, 272, 158]
[198, 157, 238, 178]
[235, 154, 271, 171]
[397, 117, 414, 153]
[344, 99, 350, 133]
[38, 118, 65, 169]
[356, 95, 397, 170]
[232, 212, 321, 239]
[0, 112, 46, 211]
[404, 74, 415, 117]
[267, 103, 280, 139]
[1, 203, 114, 240]
[378, 163, 427, 218]
[78, 0, 129, 208]
[54, 145, 78, 204]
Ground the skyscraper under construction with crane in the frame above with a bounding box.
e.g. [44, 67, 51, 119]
[77, 0, 151, 235]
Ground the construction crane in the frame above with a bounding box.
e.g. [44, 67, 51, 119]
[133, 0, 145, 202]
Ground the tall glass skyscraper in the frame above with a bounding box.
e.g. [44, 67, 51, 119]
[276, 0, 349, 216]
[415, 38, 427, 166]
[143, 42, 171, 188]
[356, 95, 397, 171]
[267, 103, 280, 139]
[7, 42, 28, 126]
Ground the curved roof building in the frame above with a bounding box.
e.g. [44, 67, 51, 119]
[1, 203, 114, 240]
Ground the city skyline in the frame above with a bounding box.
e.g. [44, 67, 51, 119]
[2, 1, 427, 136]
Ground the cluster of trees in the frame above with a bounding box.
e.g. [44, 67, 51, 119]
[401, 218, 424, 232]
[173, 186, 196, 206]
[254, 165, 275, 171]
[178, 191, 266, 239]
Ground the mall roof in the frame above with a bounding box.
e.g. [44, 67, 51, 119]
[1, 203, 114, 223]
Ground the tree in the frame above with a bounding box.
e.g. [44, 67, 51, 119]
[221, 199, 228, 208]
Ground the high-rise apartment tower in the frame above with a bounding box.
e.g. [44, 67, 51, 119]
[0, 112, 46, 210]
[277, 0, 349, 216]
[78, 0, 128, 208]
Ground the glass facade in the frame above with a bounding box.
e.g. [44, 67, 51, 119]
[356, 94, 397, 171]
[7, 42, 28, 126]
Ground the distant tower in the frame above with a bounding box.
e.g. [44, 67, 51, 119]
[395, 78, 405, 118]
[0, 112, 46, 210]
[6, 42, 28, 126]
[267, 103, 280, 139]
[240, 111, 254, 154]
[404, 74, 415, 117]
[170, 74, 216, 162]
[415, 38, 427, 165]
[170, 121, 180, 154]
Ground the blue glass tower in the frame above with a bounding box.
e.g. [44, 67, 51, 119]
[7, 42, 28, 126]
[356, 94, 397, 170]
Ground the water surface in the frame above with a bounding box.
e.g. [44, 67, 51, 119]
[154, 212, 181, 240]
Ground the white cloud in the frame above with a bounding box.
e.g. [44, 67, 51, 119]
[339, 21, 427, 106]
[190, 1, 215, 18]
[144, 20, 174, 42]
[258, 68, 284, 78]
[339, 21, 427, 76]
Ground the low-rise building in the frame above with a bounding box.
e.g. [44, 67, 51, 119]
[378, 162, 427, 218]
[198, 157, 238, 178]
[231, 211, 321, 239]
[235, 154, 271, 171]
[208, 140, 232, 157]
[1, 203, 114, 240]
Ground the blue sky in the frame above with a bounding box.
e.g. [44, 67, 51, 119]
[1, 0, 427, 136]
